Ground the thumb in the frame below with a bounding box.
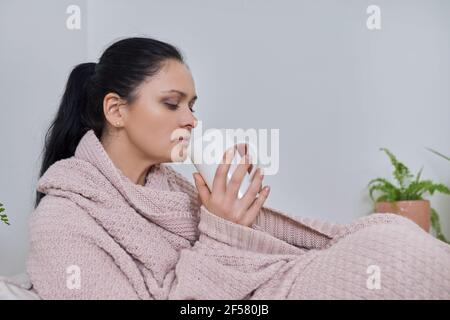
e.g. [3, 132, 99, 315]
[193, 172, 210, 205]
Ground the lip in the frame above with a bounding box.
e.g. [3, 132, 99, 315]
[173, 135, 191, 143]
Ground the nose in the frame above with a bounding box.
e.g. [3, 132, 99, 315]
[181, 109, 198, 130]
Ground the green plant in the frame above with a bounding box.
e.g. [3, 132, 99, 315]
[0, 202, 10, 225]
[426, 148, 450, 162]
[368, 148, 450, 243]
[426, 148, 450, 243]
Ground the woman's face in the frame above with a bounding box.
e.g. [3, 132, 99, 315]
[111, 59, 198, 164]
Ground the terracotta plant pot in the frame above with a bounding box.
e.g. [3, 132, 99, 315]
[375, 200, 430, 232]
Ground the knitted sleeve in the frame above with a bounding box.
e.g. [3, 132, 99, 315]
[251, 205, 346, 249]
[197, 205, 306, 255]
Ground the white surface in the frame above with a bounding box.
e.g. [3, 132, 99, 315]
[0, 273, 40, 300]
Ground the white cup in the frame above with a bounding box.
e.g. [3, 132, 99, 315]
[188, 129, 259, 199]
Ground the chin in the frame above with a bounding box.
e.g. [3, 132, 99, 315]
[168, 143, 190, 163]
[166, 153, 185, 163]
[170, 154, 188, 163]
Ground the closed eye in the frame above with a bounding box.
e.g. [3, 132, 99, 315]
[165, 103, 195, 113]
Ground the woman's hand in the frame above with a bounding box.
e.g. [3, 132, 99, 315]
[193, 144, 270, 227]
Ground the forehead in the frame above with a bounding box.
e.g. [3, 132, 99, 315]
[144, 59, 196, 94]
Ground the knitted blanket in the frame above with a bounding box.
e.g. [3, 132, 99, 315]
[27, 130, 450, 299]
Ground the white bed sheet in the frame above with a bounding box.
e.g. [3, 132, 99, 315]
[0, 273, 40, 300]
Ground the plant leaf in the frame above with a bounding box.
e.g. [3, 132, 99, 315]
[0, 203, 9, 226]
[426, 147, 450, 162]
[415, 166, 423, 183]
[404, 180, 430, 200]
[368, 181, 400, 202]
[380, 148, 413, 190]
[431, 208, 449, 244]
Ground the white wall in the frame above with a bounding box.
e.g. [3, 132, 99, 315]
[1, 0, 449, 276]
[0, 0, 88, 275]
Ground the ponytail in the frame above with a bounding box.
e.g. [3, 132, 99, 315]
[35, 62, 96, 207]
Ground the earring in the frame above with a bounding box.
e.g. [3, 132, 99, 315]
[116, 121, 121, 127]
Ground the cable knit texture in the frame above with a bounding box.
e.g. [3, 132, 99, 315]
[27, 129, 450, 299]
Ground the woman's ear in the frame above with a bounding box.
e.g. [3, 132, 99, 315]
[103, 92, 127, 128]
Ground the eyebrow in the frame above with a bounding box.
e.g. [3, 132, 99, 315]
[162, 89, 198, 102]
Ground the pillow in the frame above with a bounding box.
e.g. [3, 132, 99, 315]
[0, 273, 40, 300]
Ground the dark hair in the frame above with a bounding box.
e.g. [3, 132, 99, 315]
[35, 37, 184, 208]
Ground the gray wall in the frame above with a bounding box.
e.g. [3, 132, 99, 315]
[1, 0, 449, 276]
[0, 0, 88, 275]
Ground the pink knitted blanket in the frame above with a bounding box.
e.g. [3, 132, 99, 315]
[27, 130, 450, 299]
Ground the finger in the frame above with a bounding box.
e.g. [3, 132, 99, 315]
[193, 172, 211, 205]
[235, 143, 247, 157]
[235, 143, 253, 174]
[240, 168, 264, 208]
[212, 146, 235, 195]
[240, 185, 270, 227]
[226, 153, 252, 200]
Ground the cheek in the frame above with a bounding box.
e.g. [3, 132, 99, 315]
[127, 104, 173, 155]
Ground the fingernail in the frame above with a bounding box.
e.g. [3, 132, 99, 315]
[264, 186, 270, 194]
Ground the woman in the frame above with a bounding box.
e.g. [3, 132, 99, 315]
[27, 37, 450, 299]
